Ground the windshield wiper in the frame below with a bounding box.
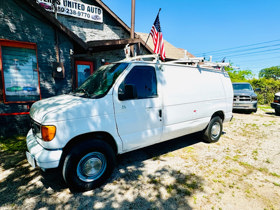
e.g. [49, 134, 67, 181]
[79, 88, 90, 97]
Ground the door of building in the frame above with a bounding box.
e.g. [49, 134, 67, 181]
[75, 61, 94, 87]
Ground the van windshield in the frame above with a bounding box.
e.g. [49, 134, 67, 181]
[73, 63, 129, 98]
[232, 83, 253, 91]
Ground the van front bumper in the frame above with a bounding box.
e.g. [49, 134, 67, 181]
[271, 102, 280, 111]
[26, 129, 62, 170]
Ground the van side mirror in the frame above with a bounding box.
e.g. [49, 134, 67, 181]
[119, 84, 137, 100]
[124, 84, 137, 99]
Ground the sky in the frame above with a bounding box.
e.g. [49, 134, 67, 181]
[102, 0, 280, 77]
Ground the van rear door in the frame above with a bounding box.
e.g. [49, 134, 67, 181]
[113, 65, 163, 151]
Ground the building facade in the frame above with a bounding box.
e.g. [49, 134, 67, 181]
[0, 0, 151, 137]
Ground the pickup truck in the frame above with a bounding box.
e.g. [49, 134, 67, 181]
[271, 92, 280, 116]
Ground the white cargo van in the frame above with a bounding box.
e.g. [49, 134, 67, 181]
[26, 55, 233, 191]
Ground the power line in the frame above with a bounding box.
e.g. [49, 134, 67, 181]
[213, 48, 280, 60]
[202, 43, 280, 57]
[227, 48, 280, 58]
[194, 38, 280, 55]
[230, 52, 280, 59]
[230, 55, 280, 62]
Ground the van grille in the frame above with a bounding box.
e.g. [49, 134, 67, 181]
[234, 95, 251, 102]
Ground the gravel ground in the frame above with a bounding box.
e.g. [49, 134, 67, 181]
[1, 108, 280, 210]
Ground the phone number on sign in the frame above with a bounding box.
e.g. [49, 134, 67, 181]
[57, 6, 90, 18]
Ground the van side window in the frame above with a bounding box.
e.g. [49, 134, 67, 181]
[118, 66, 157, 100]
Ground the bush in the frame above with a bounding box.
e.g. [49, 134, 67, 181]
[248, 78, 280, 104]
[225, 67, 280, 105]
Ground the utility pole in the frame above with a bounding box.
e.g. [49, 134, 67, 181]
[130, 0, 135, 56]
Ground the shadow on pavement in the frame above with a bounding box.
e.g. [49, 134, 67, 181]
[0, 133, 204, 209]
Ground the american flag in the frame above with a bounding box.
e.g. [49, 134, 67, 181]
[150, 14, 166, 60]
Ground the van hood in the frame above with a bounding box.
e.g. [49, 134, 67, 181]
[275, 92, 280, 97]
[30, 94, 111, 123]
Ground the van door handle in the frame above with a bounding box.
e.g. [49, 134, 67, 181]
[159, 109, 162, 118]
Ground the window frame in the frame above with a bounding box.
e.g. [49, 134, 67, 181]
[118, 65, 158, 101]
[0, 39, 41, 104]
[75, 60, 94, 88]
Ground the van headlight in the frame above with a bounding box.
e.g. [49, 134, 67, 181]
[31, 119, 41, 138]
[251, 96, 258, 101]
[41, 125, 56, 141]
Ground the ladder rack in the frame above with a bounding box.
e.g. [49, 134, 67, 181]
[124, 54, 160, 62]
[165, 57, 205, 64]
[121, 45, 236, 70]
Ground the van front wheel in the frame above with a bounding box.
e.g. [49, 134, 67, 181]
[62, 139, 116, 192]
[203, 116, 223, 143]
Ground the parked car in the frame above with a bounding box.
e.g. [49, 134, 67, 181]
[232, 82, 258, 113]
[26, 55, 233, 192]
[271, 92, 280, 116]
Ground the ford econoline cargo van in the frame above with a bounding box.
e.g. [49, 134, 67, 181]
[26, 55, 233, 191]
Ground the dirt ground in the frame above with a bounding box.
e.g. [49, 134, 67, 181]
[1, 107, 280, 210]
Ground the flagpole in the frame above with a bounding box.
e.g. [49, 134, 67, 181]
[142, 8, 161, 54]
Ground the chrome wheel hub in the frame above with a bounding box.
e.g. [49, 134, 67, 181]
[211, 122, 221, 139]
[77, 152, 107, 182]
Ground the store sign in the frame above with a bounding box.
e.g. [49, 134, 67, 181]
[36, 0, 103, 23]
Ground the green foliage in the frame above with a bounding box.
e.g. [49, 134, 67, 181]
[225, 67, 253, 82]
[259, 66, 280, 80]
[0, 136, 27, 153]
[249, 78, 280, 104]
[225, 66, 280, 105]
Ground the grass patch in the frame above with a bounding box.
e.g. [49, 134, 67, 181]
[0, 136, 27, 152]
[252, 149, 258, 160]
[193, 195, 197, 204]
[270, 172, 280, 178]
[273, 182, 280, 187]
[265, 159, 272, 164]
[152, 155, 161, 161]
[258, 167, 269, 173]
[259, 105, 272, 112]
[148, 177, 161, 185]
[167, 184, 174, 194]
[252, 150, 258, 156]
[239, 162, 253, 169]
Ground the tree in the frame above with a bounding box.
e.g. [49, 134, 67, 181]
[259, 66, 280, 80]
[225, 66, 253, 82]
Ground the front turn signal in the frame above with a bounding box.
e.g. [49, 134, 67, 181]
[41, 125, 56, 141]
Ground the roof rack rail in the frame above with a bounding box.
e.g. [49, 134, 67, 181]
[198, 61, 231, 68]
[165, 56, 233, 70]
[123, 54, 160, 62]
[165, 57, 205, 64]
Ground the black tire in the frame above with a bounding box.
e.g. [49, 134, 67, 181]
[203, 116, 223, 143]
[62, 139, 116, 192]
[276, 109, 280, 116]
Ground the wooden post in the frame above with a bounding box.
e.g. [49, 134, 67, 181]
[130, 0, 135, 56]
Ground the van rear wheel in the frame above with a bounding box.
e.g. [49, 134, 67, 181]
[203, 116, 223, 143]
[62, 139, 116, 192]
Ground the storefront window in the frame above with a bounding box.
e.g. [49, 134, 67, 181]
[75, 61, 94, 87]
[0, 41, 40, 103]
